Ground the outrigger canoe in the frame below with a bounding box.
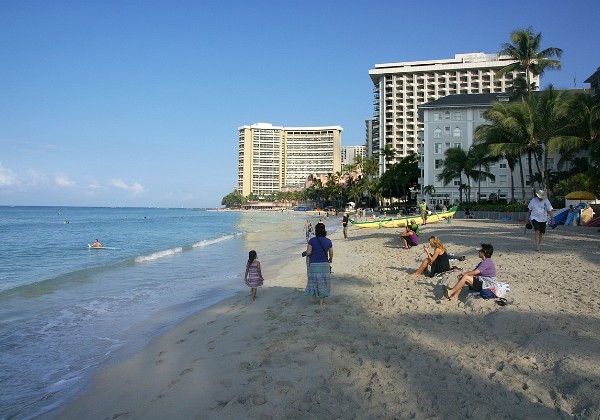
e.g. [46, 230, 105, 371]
[350, 206, 458, 229]
[347, 218, 393, 228]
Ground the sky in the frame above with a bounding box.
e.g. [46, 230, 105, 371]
[1, 0, 598, 208]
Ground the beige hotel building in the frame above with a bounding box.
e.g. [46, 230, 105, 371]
[236, 123, 342, 197]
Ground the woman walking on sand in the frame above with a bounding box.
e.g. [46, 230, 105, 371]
[302, 222, 333, 306]
[244, 250, 264, 301]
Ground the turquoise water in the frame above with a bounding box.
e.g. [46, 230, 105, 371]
[0, 207, 335, 419]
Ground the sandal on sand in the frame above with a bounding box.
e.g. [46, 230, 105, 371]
[495, 298, 508, 306]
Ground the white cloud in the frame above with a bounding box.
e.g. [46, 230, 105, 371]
[26, 169, 48, 186]
[55, 173, 76, 187]
[110, 179, 145, 195]
[0, 162, 18, 186]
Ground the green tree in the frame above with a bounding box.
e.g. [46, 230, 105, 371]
[437, 147, 471, 202]
[221, 191, 246, 208]
[423, 184, 436, 198]
[496, 26, 563, 96]
[382, 144, 396, 172]
[468, 143, 497, 201]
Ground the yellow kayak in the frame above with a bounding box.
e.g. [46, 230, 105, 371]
[351, 207, 457, 229]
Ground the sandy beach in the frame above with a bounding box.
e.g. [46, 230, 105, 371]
[57, 219, 600, 419]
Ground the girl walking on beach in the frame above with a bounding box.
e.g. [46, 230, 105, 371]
[244, 250, 264, 301]
[303, 222, 333, 306]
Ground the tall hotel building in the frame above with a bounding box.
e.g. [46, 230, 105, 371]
[237, 123, 342, 197]
[341, 145, 366, 166]
[368, 52, 533, 176]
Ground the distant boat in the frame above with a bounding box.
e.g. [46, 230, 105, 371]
[350, 206, 457, 229]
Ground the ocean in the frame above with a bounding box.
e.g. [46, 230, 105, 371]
[0, 206, 338, 419]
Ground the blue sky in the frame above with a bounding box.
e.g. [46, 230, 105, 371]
[1, 0, 598, 208]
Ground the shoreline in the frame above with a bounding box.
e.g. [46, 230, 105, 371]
[55, 219, 600, 419]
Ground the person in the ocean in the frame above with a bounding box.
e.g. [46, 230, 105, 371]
[91, 239, 103, 248]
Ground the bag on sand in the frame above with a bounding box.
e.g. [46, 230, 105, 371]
[481, 279, 510, 298]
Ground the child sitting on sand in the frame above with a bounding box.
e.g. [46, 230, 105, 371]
[444, 243, 496, 301]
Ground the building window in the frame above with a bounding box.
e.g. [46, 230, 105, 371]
[444, 126, 451, 136]
[489, 176, 496, 185]
[479, 111, 486, 119]
[434, 112, 442, 121]
[453, 179, 461, 186]
[499, 174, 508, 186]
[453, 142, 461, 149]
[499, 161, 508, 169]
[453, 111, 461, 120]
[435, 159, 444, 169]
[434, 127, 442, 138]
[434, 143, 442, 153]
[445, 111, 451, 120]
[453, 127, 461, 137]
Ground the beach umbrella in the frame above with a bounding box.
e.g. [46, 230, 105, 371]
[565, 191, 597, 200]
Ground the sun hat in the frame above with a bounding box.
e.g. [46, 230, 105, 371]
[535, 189, 546, 199]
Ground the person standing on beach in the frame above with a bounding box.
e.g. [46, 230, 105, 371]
[304, 221, 314, 243]
[244, 250, 264, 301]
[526, 189, 555, 252]
[419, 200, 428, 225]
[302, 222, 333, 306]
[342, 213, 349, 239]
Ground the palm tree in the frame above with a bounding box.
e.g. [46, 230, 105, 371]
[437, 147, 470, 202]
[496, 26, 563, 96]
[548, 91, 600, 154]
[468, 143, 497, 201]
[423, 184, 435, 204]
[382, 145, 396, 173]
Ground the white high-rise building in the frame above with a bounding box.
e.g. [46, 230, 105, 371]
[341, 145, 366, 167]
[236, 123, 342, 197]
[368, 52, 536, 176]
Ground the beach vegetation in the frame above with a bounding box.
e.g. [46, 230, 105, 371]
[472, 26, 600, 203]
[221, 190, 247, 208]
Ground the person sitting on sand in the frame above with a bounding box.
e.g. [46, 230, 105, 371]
[401, 224, 418, 249]
[409, 220, 420, 236]
[443, 243, 496, 301]
[410, 236, 450, 278]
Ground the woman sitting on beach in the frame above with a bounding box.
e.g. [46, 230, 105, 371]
[409, 236, 450, 278]
[400, 224, 418, 249]
[302, 222, 333, 306]
[443, 243, 496, 301]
